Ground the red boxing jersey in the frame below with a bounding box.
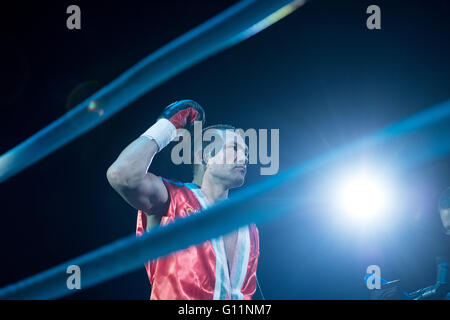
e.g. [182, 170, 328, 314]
[136, 178, 260, 300]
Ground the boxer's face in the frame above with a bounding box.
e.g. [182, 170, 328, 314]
[440, 208, 450, 234]
[206, 131, 248, 189]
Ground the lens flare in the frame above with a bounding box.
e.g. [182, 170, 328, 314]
[88, 100, 97, 111]
[337, 170, 390, 226]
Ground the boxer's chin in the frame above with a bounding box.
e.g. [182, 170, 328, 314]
[229, 173, 245, 189]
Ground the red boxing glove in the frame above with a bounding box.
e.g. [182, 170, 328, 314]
[159, 100, 205, 129]
[141, 100, 205, 151]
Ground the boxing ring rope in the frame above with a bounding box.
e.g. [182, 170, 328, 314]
[1, 98, 449, 299]
[0, 0, 307, 184]
[1, 0, 449, 299]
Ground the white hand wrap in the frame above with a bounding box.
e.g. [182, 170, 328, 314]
[141, 118, 177, 151]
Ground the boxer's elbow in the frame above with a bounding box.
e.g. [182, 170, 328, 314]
[107, 164, 140, 191]
[107, 165, 123, 190]
[107, 166, 166, 214]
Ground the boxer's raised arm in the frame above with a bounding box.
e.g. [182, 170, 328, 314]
[107, 137, 168, 214]
[106, 100, 205, 215]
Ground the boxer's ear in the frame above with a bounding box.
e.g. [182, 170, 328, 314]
[203, 132, 226, 165]
[203, 141, 222, 165]
[193, 149, 204, 165]
[202, 146, 213, 165]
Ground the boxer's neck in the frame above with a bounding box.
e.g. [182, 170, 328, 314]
[200, 173, 229, 205]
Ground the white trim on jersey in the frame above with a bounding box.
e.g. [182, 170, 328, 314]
[184, 183, 251, 300]
[230, 226, 251, 300]
[184, 183, 230, 300]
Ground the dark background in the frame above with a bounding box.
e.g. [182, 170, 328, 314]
[1, 0, 449, 299]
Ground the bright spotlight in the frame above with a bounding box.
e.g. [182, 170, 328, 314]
[337, 170, 390, 226]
